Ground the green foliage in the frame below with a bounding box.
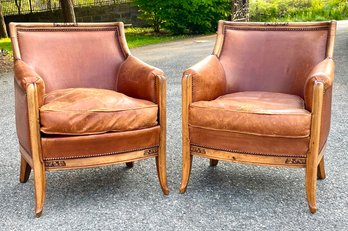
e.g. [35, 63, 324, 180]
[133, 0, 165, 33]
[135, 0, 230, 35]
[164, 0, 230, 34]
[249, 0, 348, 22]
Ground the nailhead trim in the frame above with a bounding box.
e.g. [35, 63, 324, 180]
[190, 144, 307, 158]
[224, 26, 329, 32]
[43, 145, 159, 161]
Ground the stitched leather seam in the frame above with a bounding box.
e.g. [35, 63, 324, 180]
[17, 27, 119, 32]
[16, 26, 127, 59]
[40, 105, 158, 112]
[190, 105, 311, 115]
[190, 144, 307, 158]
[41, 124, 159, 135]
[224, 26, 329, 32]
[43, 145, 159, 160]
[189, 124, 310, 138]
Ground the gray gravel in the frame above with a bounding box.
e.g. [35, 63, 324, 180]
[1, 21, 348, 230]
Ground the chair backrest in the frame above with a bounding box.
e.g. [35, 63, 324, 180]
[10, 22, 130, 93]
[213, 21, 336, 97]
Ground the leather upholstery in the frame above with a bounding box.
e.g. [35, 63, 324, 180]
[190, 91, 311, 138]
[117, 55, 164, 103]
[40, 88, 158, 135]
[11, 23, 164, 161]
[304, 58, 335, 151]
[42, 126, 160, 160]
[14, 82, 31, 155]
[184, 55, 226, 102]
[17, 27, 125, 93]
[219, 28, 328, 98]
[185, 21, 335, 157]
[14, 60, 45, 106]
[189, 126, 309, 157]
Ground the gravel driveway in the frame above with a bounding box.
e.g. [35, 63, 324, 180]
[0, 21, 347, 230]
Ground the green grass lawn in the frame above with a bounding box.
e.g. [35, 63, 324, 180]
[0, 38, 11, 53]
[0, 28, 187, 53]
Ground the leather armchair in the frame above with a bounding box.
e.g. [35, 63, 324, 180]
[180, 21, 336, 213]
[10, 22, 168, 217]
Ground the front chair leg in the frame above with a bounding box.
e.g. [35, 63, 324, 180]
[179, 142, 192, 193]
[33, 161, 46, 217]
[317, 157, 326, 180]
[156, 146, 169, 195]
[305, 163, 318, 214]
[20, 156, 31, 183]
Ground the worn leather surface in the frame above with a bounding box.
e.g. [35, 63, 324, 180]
[42, 126, 160, 160]
[117, 55, 164, 103]
[17, 29, 124, 93]
[220, 28, 328, 97]
[190, 126, 309, 157]
[304, 58, 335, 151]
[14, 81, 31, 155]
[14, 60, 46, 156]
[190, 91, 311, 138]
[183, 55, 226, 102]
[40, 88, 158, 135]
[14, 60, 45, 106]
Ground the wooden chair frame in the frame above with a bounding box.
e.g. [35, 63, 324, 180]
[180, 21, 337, 214]
[10, 23, 168, 217]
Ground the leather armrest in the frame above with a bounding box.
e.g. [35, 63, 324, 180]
[183, 55, 226, 102]
[304, 58, 335, 112]
[116, 55, 164, 103]
[14, 60, 45, 106]
[304, 57, 335, 151]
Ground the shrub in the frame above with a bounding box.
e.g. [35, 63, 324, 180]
[163, 0, 230, 34]
[135, 0, 230, 34]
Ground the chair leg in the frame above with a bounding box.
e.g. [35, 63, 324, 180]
[305, 161, 318, 214]
[20, 156, 31, 183]
[33, 161, 46, 218]
[179, 141, 192, 193]
[209, 159, 219, 167]
[156, 146, 169, 195]
[125, 162, 134, 168]
[317, 157, 326, 180]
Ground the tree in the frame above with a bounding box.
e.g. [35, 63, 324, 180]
[134, 0, 165, 33]
[60, 0, 76, 23]
[231, 0, 249, 21]
[15, 0, 21, 15]
[0, 1, 8, 38]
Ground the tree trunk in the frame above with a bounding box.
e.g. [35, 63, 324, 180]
[15, 0, 21, 15]
[60, 0, 76, 23]
[0, 2, 8, 38]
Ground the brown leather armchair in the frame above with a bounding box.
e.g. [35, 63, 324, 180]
[10, 22, 168, 217]
[180, 21, 336, 213]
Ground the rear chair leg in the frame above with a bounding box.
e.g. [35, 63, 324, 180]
[125, 162, 134, 168]
[317, 157, 326, 180]
[209, 159, 219, 167]
[20, 156, 31, 183]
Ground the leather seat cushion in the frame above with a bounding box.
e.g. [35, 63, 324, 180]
[42, 126, 160, 160]
[190, 91, 311, 138]
[40, 88, 158, 135]
[189, 126, 309, 157]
